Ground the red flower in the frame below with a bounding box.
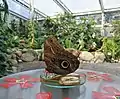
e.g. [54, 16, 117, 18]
[0, 83, 17, 88]
[92, 87, 120, 99]
[36, 92, 52, 99]
[99, 74, 112, 81]
[87, 72, 112, 82]
[92, 91, 115, 99]
[103, 87, 120, 96]
[0, 75, 41, 88]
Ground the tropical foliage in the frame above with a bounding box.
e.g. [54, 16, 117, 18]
[112, 20, 120, 37]
[42, 14, 102, 51]
[100, 20, 120, 62]
[0, 0, 13, 77]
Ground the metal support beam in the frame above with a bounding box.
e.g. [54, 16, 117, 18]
[34, 9, 48, 18]
[53, 0, 72, 13]
[9, 10, 29, 20]
[13, 0, 47, 19]
[29, 0, 34, 20]
[73, 10, 102, 16]
[99, 0, 105, 36]
[101, 12, 105, 36]
[73, 7, 120, 16]
[99, 0, 104, 12]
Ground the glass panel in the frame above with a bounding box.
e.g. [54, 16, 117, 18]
[34, 0, 63, 16]
[61, 0, 101, 13]
[103, 0, 120, 9]
[7, 0, 30, 19]
[105, 11, 120, 23]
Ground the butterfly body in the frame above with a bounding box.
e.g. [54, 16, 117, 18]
[44, 36, 80, 75]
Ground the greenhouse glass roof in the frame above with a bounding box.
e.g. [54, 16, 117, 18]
[103, 0, 120, 9]
[29, 0, 120, 16]
[7, 0, 120, 20]
[34, 0, 63, 16]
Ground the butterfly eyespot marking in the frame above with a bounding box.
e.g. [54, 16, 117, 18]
[61, 61, 69, 69]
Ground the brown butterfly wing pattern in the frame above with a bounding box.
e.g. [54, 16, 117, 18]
[44, 36, 80, 75]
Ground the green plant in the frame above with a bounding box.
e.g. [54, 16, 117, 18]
[0, 0, 13, 77]
[64, 38, 73, 48]
[0, 22, 20, 48]
[112, 20, 120, 37]
[0, 0, 21, 48]
[0, 36, 13, 77]
[23, 20, 46, 49]
[7, 35, 20, 47]
[18, 19, 27, 37]
[26, 20, 35, 48]
[113, 37, 120, 59]
[101, 37, 120, 61]
[42, 13, 101, 51]
[103, 20, 120, 60]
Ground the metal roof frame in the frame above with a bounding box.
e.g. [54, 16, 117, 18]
[73, 7, 120, 16]
[15, 0, 120, 19]
[99, 0, 104, 12]
[13, 0, 47, 18]
[53, 0, 72, 13]
[99, 0, 105, 36]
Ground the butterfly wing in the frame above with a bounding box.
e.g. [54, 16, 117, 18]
[44, 36, 80, 75]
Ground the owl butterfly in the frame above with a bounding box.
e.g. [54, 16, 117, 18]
[44, 36, 80, 75]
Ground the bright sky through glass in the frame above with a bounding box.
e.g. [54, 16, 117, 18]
[33, 0, 63, 16]
[103, 0, 120, 9]
[24, 0, 120, 16]
[61, 0, 101, 13]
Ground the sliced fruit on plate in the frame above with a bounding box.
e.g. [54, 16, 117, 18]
[59, 75, 80, 86]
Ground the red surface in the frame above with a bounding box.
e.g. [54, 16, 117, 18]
[0, 75, 40, 88]
[36, 92, 52, 99]
[92, 91, 115, 99]
[87, 72, 112, 82]
[103, 86, 120, 96]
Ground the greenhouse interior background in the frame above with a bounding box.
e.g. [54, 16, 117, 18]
[1, 0, 120, 77]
